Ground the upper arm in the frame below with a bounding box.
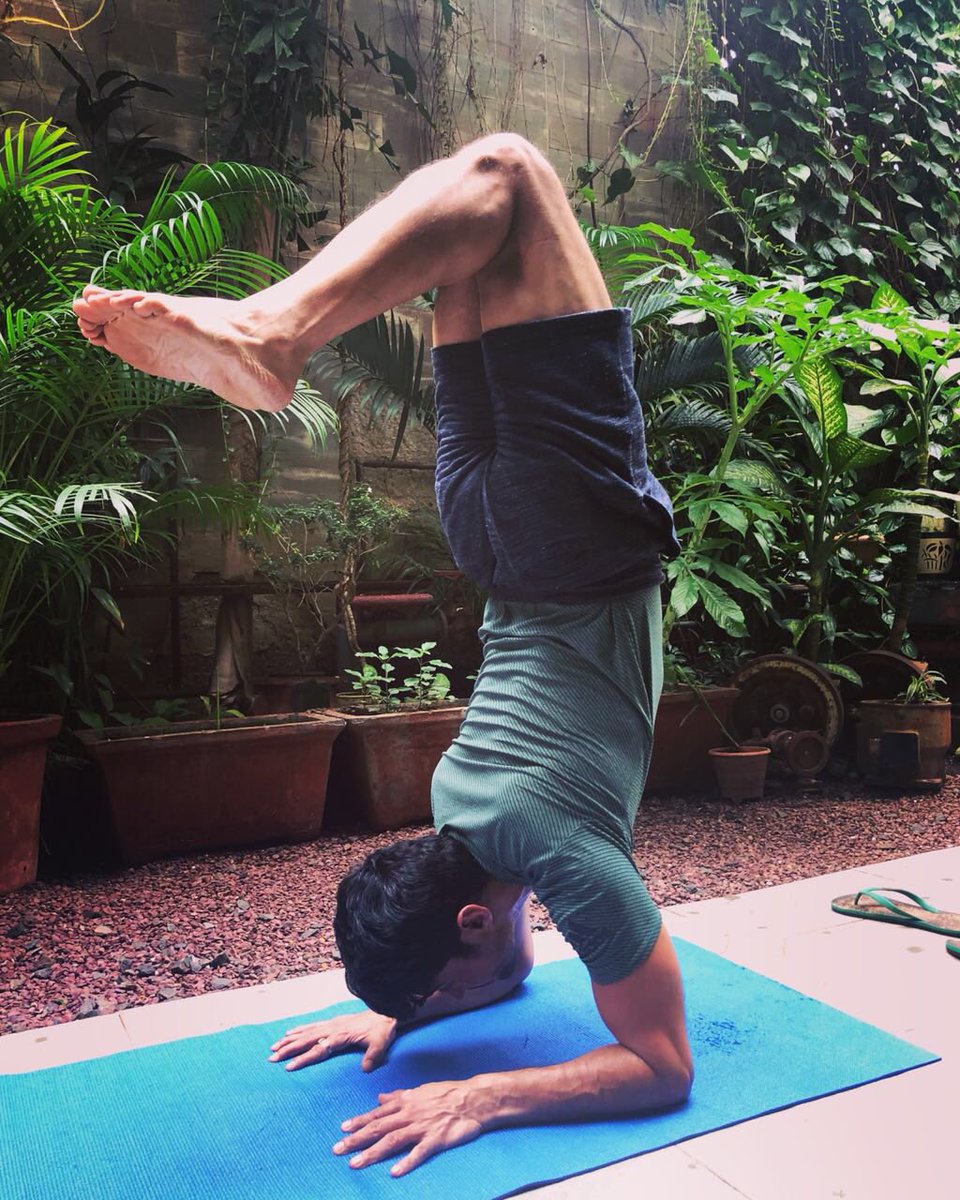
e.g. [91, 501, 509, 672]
[591, 924, 693, 1100]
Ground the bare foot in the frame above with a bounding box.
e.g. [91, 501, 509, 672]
[73, 286, 299, 412]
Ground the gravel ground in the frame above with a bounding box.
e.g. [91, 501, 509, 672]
[2, 773, 958, 1037]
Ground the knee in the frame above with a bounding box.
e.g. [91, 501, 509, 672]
[459, 132, 539, 179]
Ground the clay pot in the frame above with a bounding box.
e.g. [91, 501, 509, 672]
[708, 745, 772, 802]
[646, 688, 741, 795]
[856, 699, 952, 789]
[321, 705, 467, 830]
[0, 714, 62, 893]
[77, 712, 345, 865]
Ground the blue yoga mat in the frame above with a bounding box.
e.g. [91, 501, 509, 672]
[0, 939, 937, 1200]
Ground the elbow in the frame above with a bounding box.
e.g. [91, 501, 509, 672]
[647, 1041, 694, 1107]
[658, 1059, 694, 1107]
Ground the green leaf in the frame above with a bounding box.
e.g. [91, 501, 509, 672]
[860, 378, 913, 396]
[828, 433, 890, 474]
[698, 578, 747, 636]
[795, 357, 845, 440]
[821, 662, 862, 686]
[710, 500, 749, 535]
[711, 560, 771, 603]
[669, 568, 699, 619]
[703, 88, 739, 105]
[90, 586, 125, 631]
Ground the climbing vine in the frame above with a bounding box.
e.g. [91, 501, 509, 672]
[205, 1, 430, 180]
[662, 0, 960, 313]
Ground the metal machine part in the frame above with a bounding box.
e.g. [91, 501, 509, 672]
[730, 655, 844, 753]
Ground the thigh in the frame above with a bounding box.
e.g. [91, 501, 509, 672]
[476, 144, 612, 331]
[433, 278, 483, 347]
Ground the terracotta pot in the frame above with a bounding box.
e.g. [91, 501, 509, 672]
[646, 688, 740, 795]
[0, 714, 62, 893]
[77, 713, 345, 866]
[321, 705, 467, 831]
[708, 746, 772, 802]
[856, 699, 952, 789]
[918, 516, 956, 577]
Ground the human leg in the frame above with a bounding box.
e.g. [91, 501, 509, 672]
[74, 134, 609, 409]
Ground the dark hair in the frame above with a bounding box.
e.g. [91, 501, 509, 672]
[334, 833, 489, 1020]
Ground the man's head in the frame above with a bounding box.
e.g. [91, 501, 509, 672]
[333, 833, 491, 1020]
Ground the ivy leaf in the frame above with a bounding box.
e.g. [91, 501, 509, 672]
[703, 88, 739, 105]
[604, 167, 636, 204]
[772, 214, 799, 243]
[775, 25, 812, 48]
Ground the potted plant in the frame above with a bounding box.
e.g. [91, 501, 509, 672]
[77, 702, 346, 866]
[0, 119, 336, 880]
[596, 228, 824, 791]
[670, 670, 771, 803]
[245, 486, 409, 709]
[856, 668, 952, 790]
[321, 641, 467, 830]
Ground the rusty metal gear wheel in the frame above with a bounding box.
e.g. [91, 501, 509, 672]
[730, 654, 844, 748]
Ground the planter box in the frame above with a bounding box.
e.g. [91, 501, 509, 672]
[856, 699, 952, 790]
[322, 705, 467, 831]
[0, 714, 62, 893]
[78, 713, 345, 866]
[645, 688, 740, 796]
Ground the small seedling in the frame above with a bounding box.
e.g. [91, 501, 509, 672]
[897, 669, 949, 705]
[343, 642, 453, 711]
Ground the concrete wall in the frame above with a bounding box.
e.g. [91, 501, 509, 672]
[1, 0, 695, 696]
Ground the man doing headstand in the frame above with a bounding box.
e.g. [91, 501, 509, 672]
[74, 133, 692, 1178]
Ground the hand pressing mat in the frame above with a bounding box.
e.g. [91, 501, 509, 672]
[0, 939, 937, 1200]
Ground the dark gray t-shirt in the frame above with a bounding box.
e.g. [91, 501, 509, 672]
[431, 587, 663, 985]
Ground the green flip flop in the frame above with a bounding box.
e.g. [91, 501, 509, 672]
[948, 940, 960, 960]
[831, 887, 960, 936]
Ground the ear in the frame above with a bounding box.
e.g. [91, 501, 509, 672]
[456, 903, 494, 942]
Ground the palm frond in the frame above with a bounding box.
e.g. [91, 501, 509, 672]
[309, 313, 435, 452]
[652, 395, 731, 437]
[621, 283, 682, 328]
[635, 331, 727, 403]
[145, 161, 312, 244]
[96, 200, 226, 289]
[0, 119, 89, 193]
[276, 382, 339, 451]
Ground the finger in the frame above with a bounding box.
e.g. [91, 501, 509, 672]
[76, 323, 107, 344]
[390, 1137, 441, 1177]
[269, 1032, 311, 1053]
[340, 1097, 400, 1135]
[336, 1110, 401, 1152]
[274, 1037, 340, 1069]
[361, 1033, 395, 1072]
[283, 1044, 332, 1071]
[280, 1023, 316, 1037]
[342, 1126, 418, 1169]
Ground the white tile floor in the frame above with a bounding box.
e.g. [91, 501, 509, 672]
[2, 847, 957, 1199]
